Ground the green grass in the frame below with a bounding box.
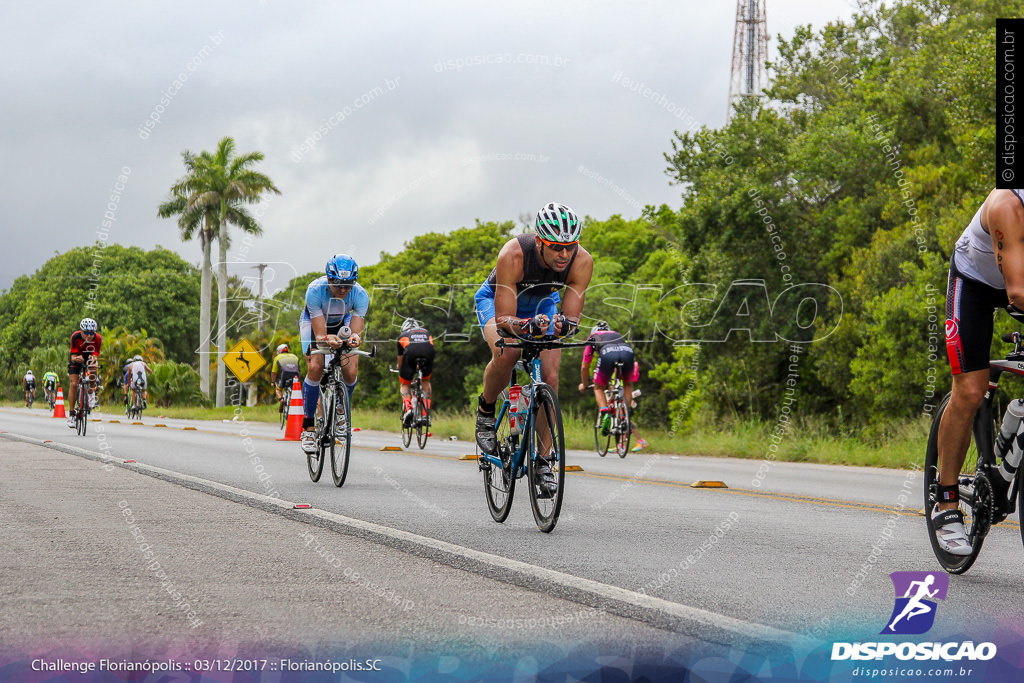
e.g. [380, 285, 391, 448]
[0, 398, 929, 469]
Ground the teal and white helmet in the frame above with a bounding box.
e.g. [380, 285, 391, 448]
[535, 202, 581, 243]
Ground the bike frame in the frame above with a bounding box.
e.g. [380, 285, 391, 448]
[482, 355, 545, 481]
[975, 358, 1024, 511]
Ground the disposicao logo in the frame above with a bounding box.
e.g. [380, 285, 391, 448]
[881, 571, 947, 635]
[831, 571, 997, 662]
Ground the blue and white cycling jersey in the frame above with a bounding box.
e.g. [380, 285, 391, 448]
[299, 276, 370, 353]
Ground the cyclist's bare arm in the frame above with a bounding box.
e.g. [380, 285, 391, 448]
[493, 240, 526, 335]
[985, 189, 1024, 306]
[558, 247, 594, 330]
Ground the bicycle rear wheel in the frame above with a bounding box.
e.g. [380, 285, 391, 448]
[331, 386, 351, 487]
[308, 388, 329, 483]
[594, 407, 610, 456]
[279, 396, 288, 430]
[924, 392, 989, 574]
[615, 400, 631, 457]
[484, 389, 516, 523]
[415, 396, 429, 449]
[527, 383, 566, 533]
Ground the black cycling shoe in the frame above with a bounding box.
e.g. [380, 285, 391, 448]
[475, 410, 497, 454]
[533, 457, 558, 499]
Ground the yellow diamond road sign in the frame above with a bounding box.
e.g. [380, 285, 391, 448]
[223, 339, 267, 383]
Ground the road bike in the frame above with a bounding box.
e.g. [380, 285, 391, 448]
[925, 329, 1024, 574]
[126, 376, 145, 421]
[25, 386, 35, 409]
[591, 366, 632, 458]
[45, 383, 57, 411]
[479, 332, 589, 533]
[307, 342, 376, 487]
[392, 363, 430, 449]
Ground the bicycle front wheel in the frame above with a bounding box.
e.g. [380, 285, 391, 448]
[615, 400, 631, 458]
[594, 407, 610, 456]
[77, 383, 88, 436]
[484, 389, 516, 523]
[331, 386, 351, 487]
[923, 392, 989, 574]
[416, 396, 429, 449]
[526, 383, 566, 533]
[280, 397, 288, 430]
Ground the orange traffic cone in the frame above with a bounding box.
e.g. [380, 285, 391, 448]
[53, 386, 66, 418]
[279, 378, 304, 441]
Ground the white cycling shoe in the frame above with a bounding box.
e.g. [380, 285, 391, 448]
[66, 415, 76, 428]
[300, 430, 317, 455]
[932, 505, 973, 556]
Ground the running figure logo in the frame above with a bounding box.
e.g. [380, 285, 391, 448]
[881, 571, 949, 635]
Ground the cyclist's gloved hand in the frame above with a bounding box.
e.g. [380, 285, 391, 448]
[554, 314, 578, 338]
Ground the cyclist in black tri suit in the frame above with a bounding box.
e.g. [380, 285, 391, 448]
[579, 321, 639, 433]
[938, 188, 1024, 555]
[396, 318, 435, 427]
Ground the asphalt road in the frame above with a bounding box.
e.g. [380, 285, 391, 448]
[2, 404, 1021, 677]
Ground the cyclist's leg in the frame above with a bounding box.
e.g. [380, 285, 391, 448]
[476, 286, 520, 405]
[935, 370, 988, 511]
[299, 315, 325, 439]
[938, 259, 1005, 513]
[67, 357, 82, 415]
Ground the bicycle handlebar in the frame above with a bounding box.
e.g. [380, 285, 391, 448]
[310, 344, 377, 359]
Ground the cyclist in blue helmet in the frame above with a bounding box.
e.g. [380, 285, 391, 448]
[297, 254, 370, 455]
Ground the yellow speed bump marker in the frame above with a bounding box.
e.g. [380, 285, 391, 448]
[459, 454, 479, 460]
[380, 446, 403, 451]
[183, 427, 197, 431]
[690, 480, 728, 489]
[132, 422, 144, 425]
[558, 464, 584, 472]
[108, 419, 120, 423]
[154, 424, 168, 428]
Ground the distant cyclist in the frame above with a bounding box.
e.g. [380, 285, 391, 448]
[396, 318, 435, 427]
[42, 370, 59, 406]
[22, 370, 36, 407]
[473, 202, 594, 495]
[126, 355, 153, 408]
[298, 254, 368, 455]
[271, 343, 301, 402]
[67, 318, 102, 427]
[579, 321, 639, 434]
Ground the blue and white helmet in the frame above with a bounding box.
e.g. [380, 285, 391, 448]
[535, 202, 582, 243]
[80, 318, 98, 332]
[326, 254, 359, 283]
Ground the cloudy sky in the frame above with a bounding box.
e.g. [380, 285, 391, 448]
[0, 0, 856, 295]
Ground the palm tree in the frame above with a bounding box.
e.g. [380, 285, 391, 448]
[158, 151, 217, 397]
[179, 137, 280, 407]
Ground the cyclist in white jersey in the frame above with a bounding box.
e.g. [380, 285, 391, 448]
[937, 188, 1024, 555]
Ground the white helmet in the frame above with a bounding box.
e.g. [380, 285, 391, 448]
[26, 369, 34, 375]
[535, 202, 582, 243]
[401, 318, 421, 334]
[276, 344, 289, 354]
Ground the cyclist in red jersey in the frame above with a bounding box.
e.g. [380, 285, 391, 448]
[67, 318, 102, 427]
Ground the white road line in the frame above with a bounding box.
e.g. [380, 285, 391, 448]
[3, 430, 816, 651]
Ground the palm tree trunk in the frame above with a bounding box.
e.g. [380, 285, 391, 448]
[199, 234, 212, 398]
[216, 215, 228, 408]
